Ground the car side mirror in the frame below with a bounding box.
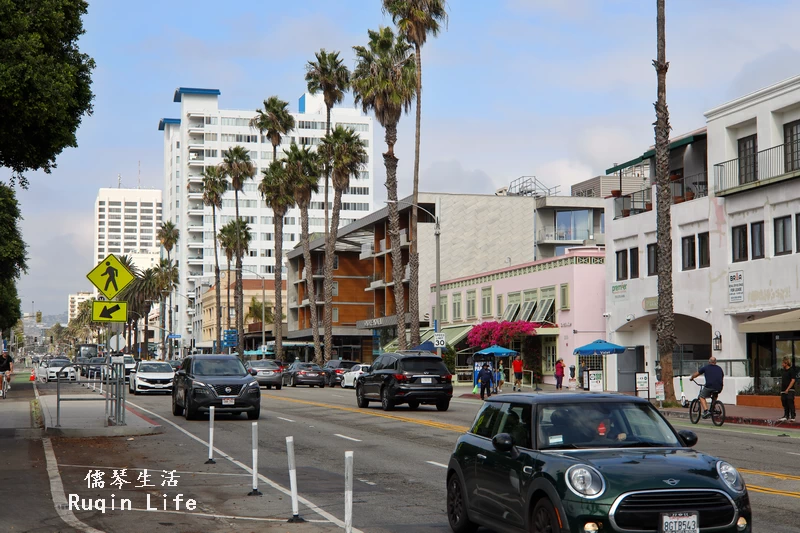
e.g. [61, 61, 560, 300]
[492, 433, 515, 453]
[364, 366, 371, 373]
[249, 368, 258, 376]
[678, 429, 698, 447]
[176, 369, 186, 376]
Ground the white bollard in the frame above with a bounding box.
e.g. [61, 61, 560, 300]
[345, 451, 354, 533]
[248, 421, 261, 495]
[205, 406, 216, 464]
[286, 436, 305, 522]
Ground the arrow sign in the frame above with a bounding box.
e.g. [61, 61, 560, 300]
[92, 300, 128, 323]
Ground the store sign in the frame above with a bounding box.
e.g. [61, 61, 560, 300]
[611, 282, 628, 302]
[635, 372, 649, 391]
[642, 296, 658, 311]
[728, 271, 744, 303]
[588, 370, 603, 392]
[655, 381, 665, 401]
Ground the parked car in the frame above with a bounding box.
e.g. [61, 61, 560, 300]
[103, 354, 137, 382]
[341, 364, 370, 388]
[246, 360, 283, 389]
[445, 393, 751, 533]
[165, 359, 182, 371]
[283, 362, 326, 388]
[172, 354, 261, 420]
[86, 357, 105, 379]
[75, 357, 90, 376]
[129, 361, 175, 395]
[322, 360, 359, 387]
[44, 358, 77, 382]
[356, 352, 452, 411]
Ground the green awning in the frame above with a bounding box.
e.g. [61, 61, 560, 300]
[381, 325, 472, 352]
[606, 133, 706, 175]
[606, 156, 644, 175]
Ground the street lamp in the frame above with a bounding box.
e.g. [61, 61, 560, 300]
[385, 200, 441, 357]
[240, 267, 267, 356]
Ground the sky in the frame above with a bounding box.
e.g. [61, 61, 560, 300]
[8, 0, 800, 315]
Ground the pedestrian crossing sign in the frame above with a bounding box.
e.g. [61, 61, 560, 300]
[87, 254, 135, 300]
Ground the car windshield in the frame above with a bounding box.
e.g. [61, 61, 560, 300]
[90, 357, 104, 363]
[139, 363, 173, 373]
[399, 357, 448, 374]
[537, 402, 681, 450]
[124, 356, 135, 364]
[333, 361, 357, 369]
[298, 364, 321, 371]
[78, 346, 98, 358]
[193, 358, 247, 376]
[166, 360, 181, 368]
[250, 360, 279, 369]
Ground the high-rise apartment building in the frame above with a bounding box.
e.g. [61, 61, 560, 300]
[158, 88, 374, 348]
[68, 291, 94, 324]
[93, 188, 163, 272]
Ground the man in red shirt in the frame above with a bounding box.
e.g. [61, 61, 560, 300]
[512, 355, 524, 391]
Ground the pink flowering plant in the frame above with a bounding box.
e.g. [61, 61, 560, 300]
[467, 321, 541, 349]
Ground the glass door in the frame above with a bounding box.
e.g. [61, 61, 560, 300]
[738, 135, 758, 184]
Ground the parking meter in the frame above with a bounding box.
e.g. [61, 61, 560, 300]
[569, 365, 575, 378]
[655, 361, 662, 382]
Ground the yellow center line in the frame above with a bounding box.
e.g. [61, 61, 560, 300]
[747, 484, 800, 499]
[262, 393, 470, 433]
[740, 468, 800, 482]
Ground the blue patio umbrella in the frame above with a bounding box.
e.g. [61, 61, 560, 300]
[573, 339, 626, 356]
[475, 345, 518, 356]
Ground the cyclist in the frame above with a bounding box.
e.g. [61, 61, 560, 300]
[0, 349, 14, 391]
[690, 356, 724, 419]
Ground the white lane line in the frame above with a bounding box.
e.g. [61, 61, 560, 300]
[358, 479, 376, 486]
[128, 401, 364, 533]
[277, 417, 295, 423]
[125, 508, 328, 522]
[334, 434, 362, 442]
[57, 464, 249, 477]
[332, 394, 344, 398]
[788, 452, 800, 456]
[426, 461, 448, 468]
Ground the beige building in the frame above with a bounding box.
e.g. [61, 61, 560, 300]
[68, 291, 93, 324]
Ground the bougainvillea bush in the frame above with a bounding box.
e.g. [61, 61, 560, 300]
[466, 321, 541, 349]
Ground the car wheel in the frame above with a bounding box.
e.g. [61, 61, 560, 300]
[171, 392, 183, 416]
[276, 384, 282, 391]
[183, 392, 196, 420]
[247, 406, 260, 420]
[407, 400, 420, 410]
[436, 399, 450, 412]
[447, 473, 478, 533]
[320, 382, 325, 388]
[530, 497, 558, 533]
[356, 384, 369, 408]
[381, 387, 395, 411]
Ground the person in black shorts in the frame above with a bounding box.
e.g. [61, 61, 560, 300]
[691, 356, 724, 419]
[779, 356, 797, 422]
[0, 350, 14, 390]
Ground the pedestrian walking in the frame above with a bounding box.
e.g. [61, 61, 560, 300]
[478, 363, 494, 401]
[555, 358, 565, 390]
[512, 355, 524, 391]
[496, 361, 505, 393]
[779, 356, 797, 422]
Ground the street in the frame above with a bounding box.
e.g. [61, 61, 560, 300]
[27, 382, 798, 532]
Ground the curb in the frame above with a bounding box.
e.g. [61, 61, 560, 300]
[661, 409, 800, 430]
[44, 425, 162, 438]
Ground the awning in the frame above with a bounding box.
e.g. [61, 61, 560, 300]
[739, 309, 800, 333]
[381, 325, 473, 353]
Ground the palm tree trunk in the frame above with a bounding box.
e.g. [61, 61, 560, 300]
[324, 105, 331, 243]
[160, 297, 166, 359]
[213, 207, 222, 352]
[234, 190, 244, 359]
[384, 123, 407, 351]
[168, 292, 173, 359]
[654, 0, 676, 402]
[301, 204, 322, 364]
[226, 259, 232, 332]
[274, 214, 284, 361]
[324, 185, 345, 362]
[409, 42, 423, 347]
[143, 320, 149, 359]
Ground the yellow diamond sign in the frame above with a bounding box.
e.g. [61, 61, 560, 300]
[87, 254, 135, 300]
[92, 301, 128, 323]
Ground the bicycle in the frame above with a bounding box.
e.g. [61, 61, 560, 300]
[1, 373, 9, 400]
[689, 379, 725, 426]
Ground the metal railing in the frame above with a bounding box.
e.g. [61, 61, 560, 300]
[46, 361, 127, 427]
[714, 142, 800, 194]
[671, 171, 708, 202]
[614, 188, 652, 218]
[536, 226, 592, 242]
[674, 358, 750, 378]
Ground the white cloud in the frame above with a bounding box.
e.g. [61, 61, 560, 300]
[533, 159, 595, 192]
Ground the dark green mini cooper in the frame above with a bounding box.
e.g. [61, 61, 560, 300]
[446, 393, 751, 533]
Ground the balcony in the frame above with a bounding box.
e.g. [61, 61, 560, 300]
[613, 188, 652, 219]
[187, 240, 203, 249]
[365, 274, 385, 291]
[399, 229, 410, 247]
[359, 242, 374, 260]
[536, 225, 592, 243]
[187, 255, 203, 265]
[187, 189, 203, 200]
[186, 224, 204, 233]
[188, 155, 205, 167]
[187, 174, 203, 184]
[714, 142, 800, 196]
[669, 171, 708, 203]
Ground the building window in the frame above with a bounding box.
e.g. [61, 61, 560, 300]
[751, 221, 764, 259]
[332, 255, 339, 270]
[332, 308, 339, 323]
[732, 225, 748, 262]
[481, 287, 492, 317]
[559, 284, 569, 310]
[332, 281, 339, 296]
[439, 295, 448, 323]
[452, 293, 462, 321]
[738, 134, 757, 185]
[615, 249, 628, 280]
[774, 216, 792, 255]
[797, 214, 800, 254]
[496, 294, 503, 318]
[647, 243, 657, 276]
[629, 247, 639, 279]
[784, 119, 800, 172]
[698, 232, 710, 268]
[466, 290, 477, 319]
[681, 236, 696, 270]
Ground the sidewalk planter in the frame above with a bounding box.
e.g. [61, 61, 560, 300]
[736, 395, 783, 408]
[645, 202, 653, 211]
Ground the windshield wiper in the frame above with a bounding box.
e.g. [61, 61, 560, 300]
[618, 441, 667, 448]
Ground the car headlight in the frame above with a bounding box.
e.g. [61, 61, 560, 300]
[566, 465, 606, 499]
[248, 381, 259, 387]
[717, 461, 745, 493]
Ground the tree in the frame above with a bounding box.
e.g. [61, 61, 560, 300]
[305, 49, 350, 242]
[115, 254, 140, 352]
[245, 295, 275, 325]
[0, 0, 95, 187]
[156, 221, 179, 358]
[218, 222, 237, 332]
[250, 96, 295, 161]
[654, 0, 676, 402]
[154, 259, 178, 359]
[318, 127, 368, 362]
[0, 185, 26, 331]
[0, 279, 21, 332]
[259, 160, 294, 361]
[285, 144, 323, 363]
[202, 165, 226, 351]
[219, 146, 256, 358]
[383, 0, 448, 346]
[123, 267, 160, 357]
[352, 27, 416, 351]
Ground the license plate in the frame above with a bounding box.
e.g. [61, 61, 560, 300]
[222, 398, 235, 406]
[260, 371, 273, 375]
[308, 373, 317, 376]
[660, 512, 698, 533]
[421, 377, 433, 384]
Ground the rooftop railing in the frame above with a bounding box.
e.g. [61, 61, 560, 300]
[714, 142, 800, 195]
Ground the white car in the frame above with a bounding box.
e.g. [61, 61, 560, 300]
[45, 359, 77, 382]
[129, 361, 175, 395]
[341, 364, 370, 388]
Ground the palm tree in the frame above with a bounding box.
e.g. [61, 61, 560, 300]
[259, 160, 294, 361]
[383, 0, 448, 346]
[156, 221, 179, 358]
[217, 222, 237, 333]
[154, 258, 179, 359]
[245, 295, 275, 325]
[654, 0, 676, 401]
[305, 49, 350, 240]
[351, 26, 416, 352]
[285, 144, 323, 363]
[116, 255, 141, 352]
[250, 96, 295, 162]
[318, 126, 368, 362]
[122, 267, 160, 357]
[202, 165, 226, 351]
[219, 146, 256, 358]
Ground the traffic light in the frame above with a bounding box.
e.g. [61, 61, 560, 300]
[36, 311, 42, 323]
[34, 337, 38, 343]
[50, 336, 54, 344]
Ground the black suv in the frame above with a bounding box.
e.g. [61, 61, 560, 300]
[172, 354, 261, 420]
[323, 360, 359, 387]
[355, 351, 453, 411]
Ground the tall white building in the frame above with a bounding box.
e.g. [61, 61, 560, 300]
[68, 291, 93, 324]
[93, 188, 163, 272]
[159, 88, 375, 349]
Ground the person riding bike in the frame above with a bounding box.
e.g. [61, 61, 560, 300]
[690, 356, 724, 419]
[0, 349, 14, 391]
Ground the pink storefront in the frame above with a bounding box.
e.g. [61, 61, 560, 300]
[429, 247, 606, 386]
